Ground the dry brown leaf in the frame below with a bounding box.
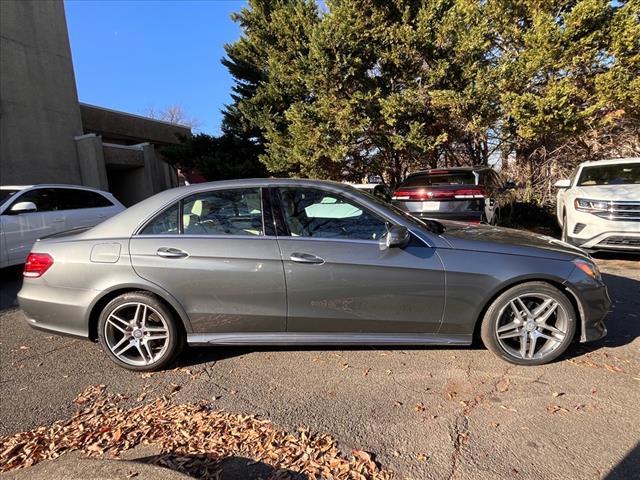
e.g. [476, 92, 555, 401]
[0, 387, 392, 479]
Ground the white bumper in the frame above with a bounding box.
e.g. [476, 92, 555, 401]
[566, 209, 640, 250]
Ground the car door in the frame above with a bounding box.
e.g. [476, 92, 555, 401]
[273, 186, 445, 334]
[55, 188, 120, 230]
[129, 187, 287, 333]
[2, 188, 66, 264]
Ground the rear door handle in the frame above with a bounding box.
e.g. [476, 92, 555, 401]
[290, 252, 324, 265]
[156, 247, 188, 259]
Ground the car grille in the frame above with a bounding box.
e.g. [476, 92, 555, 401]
[597, 236, 640, 249]
[594, 201, 640, 221]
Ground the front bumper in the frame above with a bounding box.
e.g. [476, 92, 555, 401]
[564, 209, 640, 251]
[563, 268, 611, 343]
[18, 280, 97, 338]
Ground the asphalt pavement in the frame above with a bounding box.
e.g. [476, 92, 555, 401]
[0, 255, 638, 479]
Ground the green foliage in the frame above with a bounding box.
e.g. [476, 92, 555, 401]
[161, 133, 267, 182]
[221, 0, 639, 193]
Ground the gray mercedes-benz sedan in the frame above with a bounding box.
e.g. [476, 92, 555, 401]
[18, 179, 610, 371]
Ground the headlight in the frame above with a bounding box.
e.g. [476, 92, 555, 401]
[572, 258, 602, 281]
[574, 198, 609, 213]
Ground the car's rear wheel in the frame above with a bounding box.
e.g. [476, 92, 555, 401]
[480, 282, 576, 365]
[97, 292, 182, 371]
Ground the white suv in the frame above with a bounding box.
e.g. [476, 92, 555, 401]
[555, 158, 640, 252]
[0, 185, 125, 268]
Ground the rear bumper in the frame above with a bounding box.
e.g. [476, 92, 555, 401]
[18, 280, 96, 338]
[392, 200, 483, 222]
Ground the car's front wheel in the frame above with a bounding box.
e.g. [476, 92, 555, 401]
[97, 292, 182, 371]
[480, 282, 576, 365]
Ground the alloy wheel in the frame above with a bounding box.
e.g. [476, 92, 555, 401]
[103, 302, 170, 367]
[495, 294, 569, 360]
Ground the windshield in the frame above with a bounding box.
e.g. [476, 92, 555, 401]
[577, 163, 640, 186]
[0, 189, 20, 206]
[345, 185, 445, 234]
[401, 172, 477, 187]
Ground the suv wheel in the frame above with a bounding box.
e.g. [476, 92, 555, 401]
[481, 282, 576, 366]
[98, 292, 183, 371]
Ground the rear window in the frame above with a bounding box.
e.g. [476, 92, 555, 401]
[401, 172, 477, 187]
[577, 163, 640, 186]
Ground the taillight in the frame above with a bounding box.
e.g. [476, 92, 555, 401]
[392, 187, 485, 201]
[23, 253, 54, 278]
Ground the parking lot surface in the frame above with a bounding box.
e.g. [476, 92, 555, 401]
[1, 255, 638, 479]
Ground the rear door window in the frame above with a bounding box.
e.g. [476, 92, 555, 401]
[54, 189, 114, 210]
[182, 188, 263, 236]
[401, 172, 476, 187]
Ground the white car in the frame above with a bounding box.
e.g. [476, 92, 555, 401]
[0, 185, 125, 268]
[555, 158, 640, 252]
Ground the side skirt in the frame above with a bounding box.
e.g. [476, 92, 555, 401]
[187, 332, 472, 346]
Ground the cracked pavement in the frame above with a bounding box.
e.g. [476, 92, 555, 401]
[1, 254, 639, 479]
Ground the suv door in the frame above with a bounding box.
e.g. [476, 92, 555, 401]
[129, 187, 287, 333]
[54, 188, 119, 230]
[2, 188, 65, 264]
[273, 186, 445, 333]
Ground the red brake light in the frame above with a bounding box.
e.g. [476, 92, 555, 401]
[23, 253, 53, 278]
[393, 187, 485, 201]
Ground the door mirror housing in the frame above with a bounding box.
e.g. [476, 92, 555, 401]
[554, 179, 571, 188]
[381, 225, 410, 250]
[9, 201, 37, 214]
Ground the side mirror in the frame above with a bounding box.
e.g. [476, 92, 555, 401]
[9, 201, 37, 214]
[554, 179, 571, 188]
[380, 225, 410, 250]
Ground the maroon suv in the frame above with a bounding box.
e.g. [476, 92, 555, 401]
[391, 167, 506, 223]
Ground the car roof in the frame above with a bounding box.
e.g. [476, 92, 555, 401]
[578, 157, 640, 167]
[407, 166, 491, 176]
[82, 178, 364, 238]
[0, 184, 113, 194]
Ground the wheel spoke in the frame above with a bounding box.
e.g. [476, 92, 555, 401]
[133, 304, 147, 328]
[106, 318, 127, 334]
[108, 314, 129, 329]
[534, 300, 558, 323]
[143, 342, 154, 362]
[110, 335, 129, 353]
[527, 333, 538, 358]
[515, 297, 532, 316]
[498, 329, 522, 340]
[135, 343, 148, 364]
[509, 301, 524, 321]
[519, 333, 528, 358]
[537, 332, 561, 343]
[114, 341, 135, 358]
[146, 334, 168, 341]
[539, 323, 565, 336]
[497, 320, 519, 334]
[144, 326, 167, 333]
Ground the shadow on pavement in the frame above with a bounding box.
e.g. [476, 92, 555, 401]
[0, 265, 22, 311]
[138, 454, 307, 480]
[604, 442, 640, 480]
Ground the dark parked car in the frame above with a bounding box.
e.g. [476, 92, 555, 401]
[18, 179, 609, 371]
[392, 167, 511, 224]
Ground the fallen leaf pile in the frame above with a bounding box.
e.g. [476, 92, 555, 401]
[0, 386, 391, 479]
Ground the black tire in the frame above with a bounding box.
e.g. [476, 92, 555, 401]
[480, 282, 576, 366]
[561, 213, 569, 242]
[97, 291, 183, 371]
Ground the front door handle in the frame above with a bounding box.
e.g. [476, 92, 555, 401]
[156, 247, 188, 259]
[290, 252, 324, 265]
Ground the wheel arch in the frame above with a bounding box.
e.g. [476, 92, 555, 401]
[472, 276, 583, 345]
[87, 283, 193, 341]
